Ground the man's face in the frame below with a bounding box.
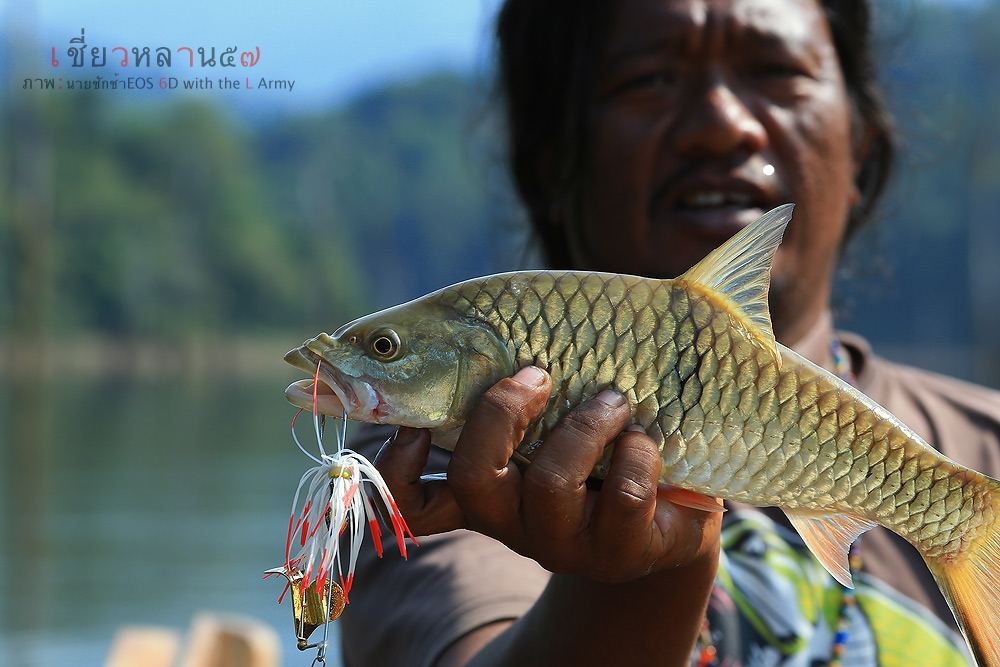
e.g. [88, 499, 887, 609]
[576, 0, 859, 341]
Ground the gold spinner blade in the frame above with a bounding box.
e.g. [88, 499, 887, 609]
[265, 567, 346, 649]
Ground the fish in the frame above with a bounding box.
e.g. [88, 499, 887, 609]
[283, 204, 1000, 666]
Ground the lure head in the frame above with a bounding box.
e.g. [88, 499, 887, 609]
[284, 300, 513, 438]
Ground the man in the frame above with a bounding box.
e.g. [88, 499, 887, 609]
[342, 1, 1000, 665]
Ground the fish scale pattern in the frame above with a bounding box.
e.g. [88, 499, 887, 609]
[438, 271, 991, 558]
[440, 272, 683, 449]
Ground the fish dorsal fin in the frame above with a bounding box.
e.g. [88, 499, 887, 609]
[784, 509, 876, 588]
[680, 204, 794, 363]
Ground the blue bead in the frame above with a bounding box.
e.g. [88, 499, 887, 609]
[834, 630, 849, 644]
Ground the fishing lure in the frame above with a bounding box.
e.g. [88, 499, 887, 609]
[266, 361, 416, 663]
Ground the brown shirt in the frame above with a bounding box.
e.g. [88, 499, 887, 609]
[340, 322, 1000, 667]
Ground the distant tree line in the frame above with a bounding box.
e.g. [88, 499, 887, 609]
[1, 72, 519, 340]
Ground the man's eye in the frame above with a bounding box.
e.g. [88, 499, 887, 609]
[599, 66, 681, 100]
[623, 71, 678, 91]
[750, 61, 810, 80]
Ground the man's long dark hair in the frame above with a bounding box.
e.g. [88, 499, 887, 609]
[496, 0, 897, 269]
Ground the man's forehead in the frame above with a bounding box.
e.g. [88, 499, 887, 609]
[604, 0, 824, 55]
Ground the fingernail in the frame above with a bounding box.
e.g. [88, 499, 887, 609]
[515, 366, 547, 387]
[596, 389, 626, 407]
[626, 423, 645, 433]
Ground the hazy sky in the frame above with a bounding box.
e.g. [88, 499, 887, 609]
[4, 0, 503, 106]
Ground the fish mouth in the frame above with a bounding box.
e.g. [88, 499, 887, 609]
[283, 339, 389, 423]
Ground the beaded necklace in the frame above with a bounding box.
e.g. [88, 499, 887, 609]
[694, 338, 862, 667]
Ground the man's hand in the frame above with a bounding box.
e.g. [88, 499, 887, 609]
[375, 365, 721, 583]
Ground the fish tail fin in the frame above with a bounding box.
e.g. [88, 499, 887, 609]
[923, 475, 1000, 667]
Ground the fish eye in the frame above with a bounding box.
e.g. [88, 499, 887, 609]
[368, 329, 401, 361]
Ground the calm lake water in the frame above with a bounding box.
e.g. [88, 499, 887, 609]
[0, 372, 347, 667]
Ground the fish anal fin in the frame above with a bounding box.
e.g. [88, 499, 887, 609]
[657, 484, 726, 513]
[784, 508, 875, 588]
[679, 204, 794, 366]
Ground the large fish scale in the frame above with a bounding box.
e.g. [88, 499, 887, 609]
[439, 271, 992, 560]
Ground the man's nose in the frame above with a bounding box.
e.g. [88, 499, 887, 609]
[671, 78, 768, 157]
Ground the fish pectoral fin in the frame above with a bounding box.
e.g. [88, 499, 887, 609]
[656, 484, 726, 513]
[429, 424, 463, 450]
[784, 509, 876, 588]
[679, 203, 794, 367]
